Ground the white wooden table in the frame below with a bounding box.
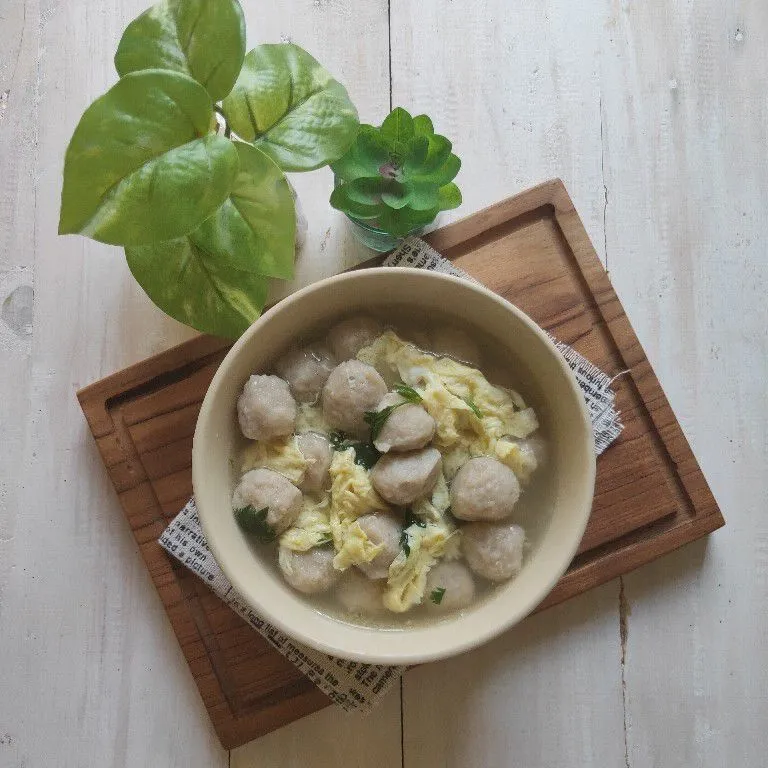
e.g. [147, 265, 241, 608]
[1, 0, 766, 765]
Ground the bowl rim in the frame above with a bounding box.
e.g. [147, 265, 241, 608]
[193, 267, 596, 664]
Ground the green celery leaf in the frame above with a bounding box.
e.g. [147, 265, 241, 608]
[125, 231, 269, 338]
[222, 43, 359, 172]
[437, 182, 462, 211]
[114, 0, 246, 101]
[380, 107, 414, 145]
[412, 114, 434, 137]
[192, 142, 296, 279]
[393, 382, 423, 403]
[233, 505, 276, 543]
[59, 70, 237, 245]
[331, 126, 390, 181]
[430, 587, 446, 605]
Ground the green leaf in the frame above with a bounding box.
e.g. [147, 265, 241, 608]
[344, 177, 388, 205]
[380, 107, 414, 145]
[364, 404, 402, 440]
[404, 134, 450, 176]
[222, 43, 359, 172]
[380, 181, 411, 210]
[431, 153, 462, 186]
[328, 431, 381, 469]
[331, 126, 389, 181]
[125, 230, 269, 338]
[437, 182, 462, 211]
[393, 382, 423, 404]
[406, 181, 440, 211]
[430, 587, 446, 605]
[233, 505, 276, 543]
[412, 114, 434, 137]
[377, 206, 438, 238]
[114, 0, 246, 101]
[329, 186, 383, 220]
[405, 135, 430, 168]
[462, 395, 483, 419]
[59, 70, 238, 245]
[192, 142, 296, 279]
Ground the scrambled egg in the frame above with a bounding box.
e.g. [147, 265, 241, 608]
[412, 470, 450, 523]
[279, 494, 332, 552]
[358, 331, 540, 481]
[265, 331, 542, 614]
[241, 435, 307, 484]
[384, 522, 458, 613]
[295, 402, 331, 434]
[327, 448, 389, 570]
[332, 521, 383, 570]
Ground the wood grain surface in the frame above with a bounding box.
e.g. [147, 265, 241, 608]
[2, 0, 764, 765]
[76, 180, 723, 748]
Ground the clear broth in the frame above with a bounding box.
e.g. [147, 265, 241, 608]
[237, 309, 555, 629]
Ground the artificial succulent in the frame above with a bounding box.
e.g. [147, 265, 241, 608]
[330, 107, 462, 238]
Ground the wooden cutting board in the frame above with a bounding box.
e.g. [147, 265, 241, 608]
[77, 179, 724, 748]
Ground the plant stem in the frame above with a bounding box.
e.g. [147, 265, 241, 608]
[213, 104, 232, 138]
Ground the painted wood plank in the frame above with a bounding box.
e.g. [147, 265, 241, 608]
[0, 0, 392, 764]
[599, 0, 768, 765]
[388, 2, 625, 763]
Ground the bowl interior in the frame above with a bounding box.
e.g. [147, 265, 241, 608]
[193, 268, 595, 664]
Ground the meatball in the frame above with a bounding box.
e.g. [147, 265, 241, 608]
[232, 468, 302, 535]
[425, 561, 476, 612]
[371, 447, 442, 505]
[451, 456, 521, 521]
[321, 360, 387, 437]
[275, 343, 335, 403]
[461, 521, 525, 581]
[430, 326, 481, 367]
[295, 432, 332, 492]
[336, 570, 386, 616]
[373, 392, 436, 453]
[355, 513, 403, 580]
[279, 546, 340, 594]
[237, 374, 296, 440]
[327, 315, 383, 361]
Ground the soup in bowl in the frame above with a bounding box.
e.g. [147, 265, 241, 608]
[193, 268, 595, 664]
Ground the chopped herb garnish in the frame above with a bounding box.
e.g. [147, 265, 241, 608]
[463, 395, 483, 419]
[329, 430, 348, 450]
[393, 382, 423, 404]
[400, 527, 410, 556]
[233, 505, 276, 543]
[430, 587, 446, 605]
[328, 430, 381, 469]
[404, 509, 427, 529]
[364, 405, 400, 440]
[400, 509, 427, 556]
[349, 441, 381, 469]
[364, 384, 425, 440]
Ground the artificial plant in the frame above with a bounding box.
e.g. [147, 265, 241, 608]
[59, 0, 359, 338]
[330, 107, 461, 238]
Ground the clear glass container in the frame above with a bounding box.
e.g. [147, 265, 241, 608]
[344, 216, 413, 252]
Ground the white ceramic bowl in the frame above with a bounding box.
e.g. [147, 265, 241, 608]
[193, 268, 595, 664]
